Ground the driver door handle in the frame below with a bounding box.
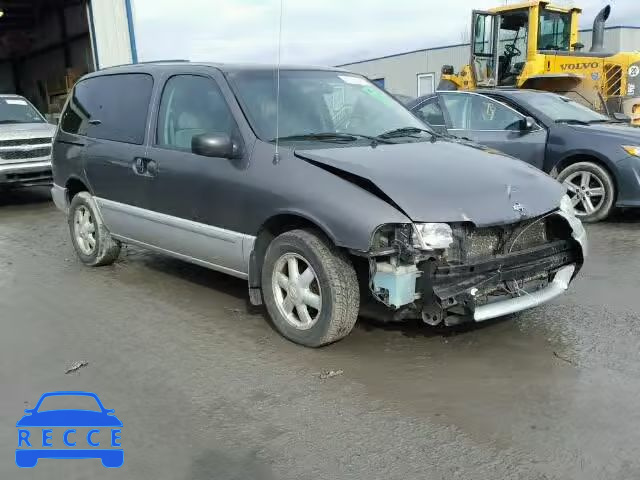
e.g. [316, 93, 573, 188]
[132, 157, 157, 177]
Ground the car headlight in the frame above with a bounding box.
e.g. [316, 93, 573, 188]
[413, 223, 453, 250]
[622, 145, 640, 157]
[559, 194, 576, 216]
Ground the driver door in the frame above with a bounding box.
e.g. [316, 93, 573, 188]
[439, 92, 547, 169]
[471, 11, 499, 87]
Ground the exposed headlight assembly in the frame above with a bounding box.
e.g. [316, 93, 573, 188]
[412, 223, 454, 250]
[622, 145, 640, 157]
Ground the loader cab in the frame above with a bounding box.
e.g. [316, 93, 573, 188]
[470, 2, 578, 87]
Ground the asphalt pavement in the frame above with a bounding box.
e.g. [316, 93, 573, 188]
[1, 187, 639, 480]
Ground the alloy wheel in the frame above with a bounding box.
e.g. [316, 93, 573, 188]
[73, 205, 97, 255]
[563, 171, 606, 216]
[271, 253, 322, 330]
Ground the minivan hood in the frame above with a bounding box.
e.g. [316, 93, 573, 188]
[295, 140, 564, 226]
[0, 122, 56, 140]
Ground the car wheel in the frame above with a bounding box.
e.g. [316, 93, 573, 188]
[261, 229, 360, 347]
[557, 162, 615, 222]
[68, 192, 121, 266]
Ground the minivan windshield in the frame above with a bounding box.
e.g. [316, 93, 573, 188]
[0, 97, 45, 124]
[519, 92, 610, 123]
[228, 70, 431, 143]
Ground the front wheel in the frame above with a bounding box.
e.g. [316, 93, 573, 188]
[261, 229, 360, 347]
[557, 162, 615, 222]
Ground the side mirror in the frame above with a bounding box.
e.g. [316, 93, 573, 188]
[192, 133, 237, 158]
[521, 116, 536, 131]
[613, 112, 631, 123]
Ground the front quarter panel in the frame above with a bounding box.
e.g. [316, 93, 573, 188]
[243, 141, 411, 251]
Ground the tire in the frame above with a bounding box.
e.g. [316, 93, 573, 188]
[261, 229, 359, 347]
[68, 191, 121, 266]
[556, 161, 615, 223]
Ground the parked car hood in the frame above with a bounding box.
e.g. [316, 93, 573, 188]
[295, 140, 564, 226]
[569, 122, 640, 143]
[0, 122, 56, 140]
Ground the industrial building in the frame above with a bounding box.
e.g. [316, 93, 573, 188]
[0, 0, 137, 120]
[339, 26, 640, 98]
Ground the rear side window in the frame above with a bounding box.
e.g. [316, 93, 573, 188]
[61, 73, 153, 144]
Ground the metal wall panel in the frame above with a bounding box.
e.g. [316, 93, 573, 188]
[341, 51, 427, 97]
[88, 0, 135, 68]
[619, 28, 640, 52]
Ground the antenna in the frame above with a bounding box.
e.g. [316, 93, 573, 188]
[273, 0, 284, 164]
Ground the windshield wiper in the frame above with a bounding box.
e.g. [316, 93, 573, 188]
[271, 132, 394, 145]
[377, 126, 435, 139]
[586, 118, 624, 124]
[554, 119, 590, 125]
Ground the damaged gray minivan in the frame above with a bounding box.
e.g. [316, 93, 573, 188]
[51, 62, 586, 347]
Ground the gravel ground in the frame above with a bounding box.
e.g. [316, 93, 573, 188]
[1, 187, 639, 480]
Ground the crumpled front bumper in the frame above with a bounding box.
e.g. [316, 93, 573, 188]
[473, 264, 574, 321]
[431, 212, 587, 323]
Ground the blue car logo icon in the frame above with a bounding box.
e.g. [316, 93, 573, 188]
[16, 391, 123, 468]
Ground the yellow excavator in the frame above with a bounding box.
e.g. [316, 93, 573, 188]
[438, 1, 640, 125]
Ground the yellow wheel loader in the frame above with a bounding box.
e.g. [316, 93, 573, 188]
[439, 1, 640, 125]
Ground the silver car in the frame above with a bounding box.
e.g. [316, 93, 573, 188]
[0, 95, 56, 189]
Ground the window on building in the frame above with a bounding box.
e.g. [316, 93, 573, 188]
[417, 73, 435, 96]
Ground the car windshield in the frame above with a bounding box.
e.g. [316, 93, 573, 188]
[520, 92, 609, 122]
[0, 97, 45, 124]
[228, 70, 431, 143]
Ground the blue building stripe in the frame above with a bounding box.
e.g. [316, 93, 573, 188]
[124, 0, 138, 63]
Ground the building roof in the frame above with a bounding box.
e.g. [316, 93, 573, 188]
[336, 25, 640, 67]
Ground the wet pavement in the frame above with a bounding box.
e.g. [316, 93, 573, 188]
[1, 187, 639, 479]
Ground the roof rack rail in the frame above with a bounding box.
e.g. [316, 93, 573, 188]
[98, 59, 190, 70]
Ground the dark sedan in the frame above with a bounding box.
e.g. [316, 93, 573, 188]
[408, 89, 640, 222]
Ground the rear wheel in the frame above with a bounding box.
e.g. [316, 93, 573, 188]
[261, 229, 359, 347]
[557, 162, 615, 222]
[68, 192, 121, 266]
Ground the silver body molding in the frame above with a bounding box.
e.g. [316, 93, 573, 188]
[94, 197, 255, 279]
[474, 264, 575, 322]
[51, 186, 255, 279]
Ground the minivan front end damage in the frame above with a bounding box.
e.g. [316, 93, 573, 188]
[361, 197, 586, 325]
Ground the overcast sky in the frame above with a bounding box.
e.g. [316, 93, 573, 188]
[132, 0, 638, 66]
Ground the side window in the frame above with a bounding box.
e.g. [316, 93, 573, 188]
[61, 74, 153, 144]
[440, 94, 472, 129]
[157, 75, 235, 151]
[415, 99, 446, 126]
[468, 95, 523, 130]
